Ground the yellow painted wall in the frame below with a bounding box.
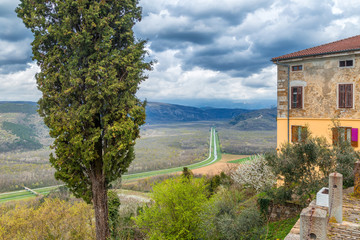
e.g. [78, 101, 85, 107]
[277, 118, 360, 150]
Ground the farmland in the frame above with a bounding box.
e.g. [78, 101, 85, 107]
[0, 102, 276, 194]
[0, 120, 276, 194]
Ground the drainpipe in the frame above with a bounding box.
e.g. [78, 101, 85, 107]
[276, 60, 290, 143]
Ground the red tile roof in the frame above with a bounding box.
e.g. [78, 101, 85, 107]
[272, 35, 360, 61]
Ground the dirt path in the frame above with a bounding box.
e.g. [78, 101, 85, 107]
[191, 154, 249, 176]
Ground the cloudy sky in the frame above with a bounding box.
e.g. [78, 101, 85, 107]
[1, 0, 360, 107]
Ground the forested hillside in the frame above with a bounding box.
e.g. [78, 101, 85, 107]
[0, 102, 48, 152]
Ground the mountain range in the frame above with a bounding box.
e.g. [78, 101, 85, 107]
[0, 101, 276, 152]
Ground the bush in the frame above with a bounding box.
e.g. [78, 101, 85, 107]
[333, 142, 360, 187]
[265, 126, 360, 202]
[206, 172, 232, 196]
[231, 155, 276, 193]
[198, 187, 264, 240]
[134, 176, 209, 239]
[265, 129, 334, 202]
[0, 198, 95, 239]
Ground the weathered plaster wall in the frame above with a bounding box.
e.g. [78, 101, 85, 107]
[277, 53, 360, 119]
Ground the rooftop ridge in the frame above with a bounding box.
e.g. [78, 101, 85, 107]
[272, 34, 360, 61]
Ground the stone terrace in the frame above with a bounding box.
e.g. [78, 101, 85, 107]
[285, 187, 360, 240]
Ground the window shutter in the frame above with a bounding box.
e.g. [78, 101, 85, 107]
[339, 85, 345, 108]
[297, 87, 302, 108]
[291, 126, 298, 142]
[291, 87, 295, 108]
[332, 128, 339, 145]
[346, 84, 353, 108]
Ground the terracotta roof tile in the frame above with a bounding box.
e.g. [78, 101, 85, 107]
[272, 35, 360, 61]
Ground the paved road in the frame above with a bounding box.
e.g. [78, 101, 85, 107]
[0, 127, 221, 203]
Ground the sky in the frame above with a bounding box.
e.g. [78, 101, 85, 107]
[1, 0, 360, 107]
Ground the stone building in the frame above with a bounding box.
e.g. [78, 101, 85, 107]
[272, 35, 360, 150]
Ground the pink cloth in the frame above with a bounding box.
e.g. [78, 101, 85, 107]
[352, 128, 358, 142]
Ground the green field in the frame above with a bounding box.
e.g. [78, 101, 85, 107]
[123, 127, 221, 181]
[0, 128, 220, 203]
[227, 156, 252, 164]
[0, 121, 276, 199]
[0, 186, 60, 203]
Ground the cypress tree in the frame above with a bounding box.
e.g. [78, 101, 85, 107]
[16, 1, 152, 239]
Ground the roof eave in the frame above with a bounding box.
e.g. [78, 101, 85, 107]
[271, 48, 360, 62]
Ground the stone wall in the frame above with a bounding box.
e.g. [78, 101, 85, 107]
[276, 52, 360, 119]
[268, 202, 303, 221]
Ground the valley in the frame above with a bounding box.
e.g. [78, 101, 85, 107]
[0, 101, 276, 194]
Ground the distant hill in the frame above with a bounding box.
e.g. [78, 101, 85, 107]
[0, 102, 276, 152]
[229, 108, 277, 130]
[0, 102, 45, 152]
[145, 102, 276, 130]
[0, 101, 37, 114]
[146, 102, 250, 123]
[145, 102, 209, 122]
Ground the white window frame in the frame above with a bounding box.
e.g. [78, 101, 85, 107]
[289, 81, 306, 109]
[339, 59, 355, 68]
[291, 64, 303, 72]
[336, 83, 354, 109]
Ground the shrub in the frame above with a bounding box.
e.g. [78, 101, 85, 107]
[206, 172, 232, 196]
[333, 141, 360, 188]
[0, 198, 95, 239]
[266, 126, 360, 202]
[134, 176, 209, 239]
[231, 154, 276, 192]
[198, 187, 263, 240]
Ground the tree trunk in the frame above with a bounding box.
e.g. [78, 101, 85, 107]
[92, 174, 110, 240]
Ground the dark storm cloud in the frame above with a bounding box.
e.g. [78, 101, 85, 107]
[0, 0, 33, 73]
[149, 31, 217, 52]
[3, 0, 360, 102]
[137, 0, 357, 78]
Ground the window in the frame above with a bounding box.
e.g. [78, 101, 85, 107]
[339, 60, 353, 67]
[292, 65, 303, 71]
[291, 125, 306, 143]
[291, 86, 303, 109]
[333, 127, 359, 147]
[338, 84, 353, 108]
[332, 127, 352, 145]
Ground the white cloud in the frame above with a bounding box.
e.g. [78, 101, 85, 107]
[138, 48, 277, 101]
[2, 0, 360, 106]
[0, 63, 40, 101]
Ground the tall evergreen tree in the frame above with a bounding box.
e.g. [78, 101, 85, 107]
[16, 1, 152, 239]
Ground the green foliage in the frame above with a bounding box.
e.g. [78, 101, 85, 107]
[199, 187, 264, 240]
[181, 167, 193, 179]
[332, 140, 360, 187]
[206, 172, 232, 195]
[263, 186, 292, 205]
[266, 126, 360, 202]
[134, 176, 209, 239]
[265, 129, 334, 202]
[17, 0, 152, 199]
[263, 215, 299, 240]
[1, 121, 42, 151]
[107, 190, 121, 239]
[257, 197, 271, 217]
[17, 0, 152, 237]
[0, 198, 95, 239]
